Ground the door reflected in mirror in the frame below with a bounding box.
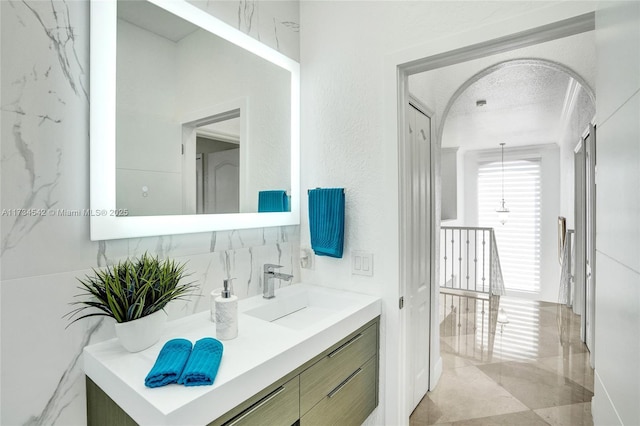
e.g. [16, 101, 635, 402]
[115, 0, 291, 216]
[196, 113, 240, 214]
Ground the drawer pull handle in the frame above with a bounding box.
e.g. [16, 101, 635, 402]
[328, 333, 363, 358]
[327, 368, 362, 398]
[226, 386, 286, 426]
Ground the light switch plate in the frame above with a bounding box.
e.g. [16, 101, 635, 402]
[352, 250, 373, 276]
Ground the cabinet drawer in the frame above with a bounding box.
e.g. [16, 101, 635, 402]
[300, 322, 377, 414]
[218, 376, 299, 426]
[300, 356, 377, 426]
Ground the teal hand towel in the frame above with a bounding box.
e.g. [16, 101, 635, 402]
[144, 338, 192, 388]
[258, 190, 289, 212]
[308, 188, 345, 258]
[177, 338, 224, 387]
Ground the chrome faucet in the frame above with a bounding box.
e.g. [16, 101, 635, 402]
[263, 264, 293, 299]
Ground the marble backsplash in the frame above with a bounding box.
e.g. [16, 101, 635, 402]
[0, 1, 300, 425]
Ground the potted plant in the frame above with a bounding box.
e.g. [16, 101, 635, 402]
[66, 253, 197, 352]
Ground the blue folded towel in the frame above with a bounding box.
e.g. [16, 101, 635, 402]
[144, 339, 192, 388]
[177, 338, 224, 387]
[308, 188, 345, 258]
[258, 190, 289, 212]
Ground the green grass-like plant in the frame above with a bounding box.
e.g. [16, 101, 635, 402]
[66, 253, 197, 324]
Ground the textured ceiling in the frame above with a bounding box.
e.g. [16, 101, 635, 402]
[408, 30, 596, 152]
[442, 63, 580, 149]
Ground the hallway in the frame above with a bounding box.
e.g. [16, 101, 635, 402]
[410, 295, 594, 425]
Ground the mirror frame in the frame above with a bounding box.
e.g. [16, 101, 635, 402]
[90, 0, 300, 240]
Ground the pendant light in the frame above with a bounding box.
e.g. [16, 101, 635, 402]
[496, 143, 510, 225]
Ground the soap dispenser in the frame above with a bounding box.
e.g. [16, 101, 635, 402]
[209, 287, 223, 322]
[215, 278, 238, 340]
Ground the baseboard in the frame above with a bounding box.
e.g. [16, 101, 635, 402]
[592, 370, 623, 426]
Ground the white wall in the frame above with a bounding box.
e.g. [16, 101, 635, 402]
[116, 19, 183, 215]
[440, 148, 458, 221]
[300, 2, 596, 424]
[463, 145, 561, 303]
[593, 2, 640, 425]
[0, 1, 299, 424]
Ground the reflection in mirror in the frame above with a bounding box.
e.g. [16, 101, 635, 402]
[115, 0, 291, 216]
[90, 0, 300, 240]
[196, 112, 241, 214]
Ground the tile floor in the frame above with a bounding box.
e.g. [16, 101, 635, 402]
[410, 295, 594, 426]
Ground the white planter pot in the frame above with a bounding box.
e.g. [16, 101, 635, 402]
[114, 310, 167, 352]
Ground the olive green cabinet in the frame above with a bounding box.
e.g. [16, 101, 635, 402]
[215, 317, 379, 426]
[87, 317, 379, 426]
[300, 356, 377, 426]
[213, 376, 300, 426]
[299, 321, 378, 425]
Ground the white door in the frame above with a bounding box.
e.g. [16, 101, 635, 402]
[205, 148, 240, 214]
[406, 101, 432, 412]
[584, 125, 596, 364]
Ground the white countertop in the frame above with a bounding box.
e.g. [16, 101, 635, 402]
[83, 284, 381, 426]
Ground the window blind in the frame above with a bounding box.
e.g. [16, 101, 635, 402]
[477, 159, 541, 293]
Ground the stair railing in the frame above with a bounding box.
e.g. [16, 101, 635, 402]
[440, 226, 505, 298]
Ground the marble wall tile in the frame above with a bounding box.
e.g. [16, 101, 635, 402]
[1, 271, 113, 426]
[163, 238, 299, 318]
[0, 0, 299, 424]
[1, 0, 95, 280]
[1, 237, 300, 426]
[187, 0, 300, 61]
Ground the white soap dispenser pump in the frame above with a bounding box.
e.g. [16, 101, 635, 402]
[215, 278, 238, 340]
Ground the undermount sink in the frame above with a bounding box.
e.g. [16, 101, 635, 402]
[244, 286, 353, 330]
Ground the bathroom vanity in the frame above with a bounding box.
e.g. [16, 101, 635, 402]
[83, 285, 381, 425]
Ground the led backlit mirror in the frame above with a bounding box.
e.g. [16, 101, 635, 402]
[90, 0, 300, 240]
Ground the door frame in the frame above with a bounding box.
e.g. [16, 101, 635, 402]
[584, 124, 597, 366]
[393, 9, 596, 422]
[181, 98, 247, 214]
[574, 139, 586, 326]
[573, 123, 597, 367]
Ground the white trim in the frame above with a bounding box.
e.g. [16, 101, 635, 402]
[400, 11, 595, 76]
[408, 94, 434, 118]
[430, 356, 443, 390]
[196, 130, 240, 145]
[474, 143, 557, 163]
[593, 371, 625, 425]
[584, 122, 596, 367]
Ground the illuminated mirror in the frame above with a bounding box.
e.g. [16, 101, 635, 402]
[90, 0, 300, 240]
